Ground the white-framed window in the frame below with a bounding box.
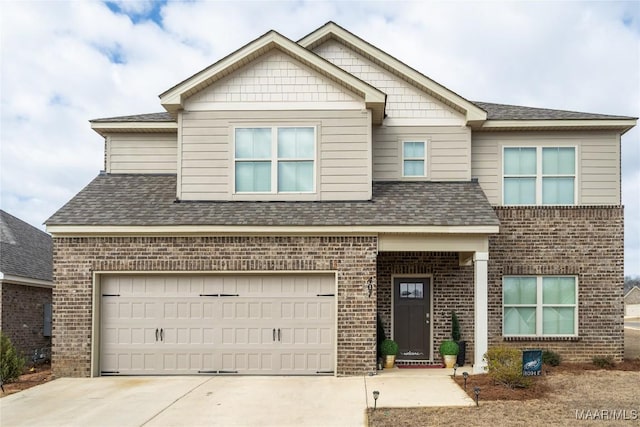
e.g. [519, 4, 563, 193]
[234, 126, 315, 193]
[503, 276, 578, 337]
[503, 146, 576, 205]
[402, 140, 427, 177]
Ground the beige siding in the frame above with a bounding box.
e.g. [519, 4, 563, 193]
[184, 50, 362, 111]
[107, 133, 177, 174]
[180, 110, 371, 201]
[471, 131, 620, 205]
[372, 126, 471, 181]
[313, 40, 464, 125]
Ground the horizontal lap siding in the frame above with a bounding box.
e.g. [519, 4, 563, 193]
[180, 110, 371, 201]
[471, 131, 620, 205]
[372, 126, 471, 181]
[108, 133, 177, 174]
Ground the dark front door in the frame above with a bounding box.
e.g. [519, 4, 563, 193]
[393, 277, 431, 360]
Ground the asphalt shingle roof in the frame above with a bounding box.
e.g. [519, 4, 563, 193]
[473, 101, 634, 121]
[90, 112, 174, 123]
[0, 210, 53, 282]
[46, 174, 499, 228]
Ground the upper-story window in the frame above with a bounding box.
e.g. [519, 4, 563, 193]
[402, 140, 427, 177]
[235, 127, 315, 193]
[503, 146, 575, 205]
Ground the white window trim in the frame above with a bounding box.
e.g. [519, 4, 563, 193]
[400, 139, 428, 178]
[502, 275, 579, 338]
[233, 126, 317, 194]
[502, 145, 578, 206]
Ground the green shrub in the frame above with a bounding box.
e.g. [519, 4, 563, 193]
[484, 346, 532, 389]
[380, 339, 399, 356]
[592, 355, 615, 369]
[439, 340, 459, 356]
[451, 311, 461, 341]
[0, 332, 25, 383]
[542, 350, 562, 367]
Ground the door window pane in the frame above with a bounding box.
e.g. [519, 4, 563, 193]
[399, 282, 423, 299]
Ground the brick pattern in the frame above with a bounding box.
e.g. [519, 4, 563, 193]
[314, 40, 461, 120]
[489, 206, 625, 361]
[0, 282, 52, 357]
[377, 252, 475, 365]
[187, 51, 359, 105]
[52, 236, 377, 377]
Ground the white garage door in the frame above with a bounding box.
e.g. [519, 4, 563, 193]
[100, 274, 335, 375]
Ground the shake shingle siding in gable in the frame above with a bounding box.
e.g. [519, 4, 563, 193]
[313, 39, 464, 124]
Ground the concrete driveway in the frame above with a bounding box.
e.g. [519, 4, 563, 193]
[0, 369, 473, 426]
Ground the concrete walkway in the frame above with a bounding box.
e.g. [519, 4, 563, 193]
[0, 367, 473, 427]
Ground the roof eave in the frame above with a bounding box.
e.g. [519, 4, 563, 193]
[478, 118, 637, 133]
[298, 22, 487, 126]
[46, 224, 500, 237]
[90, 121, 178, 136]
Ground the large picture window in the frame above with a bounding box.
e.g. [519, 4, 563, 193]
[235, 127, 315, 193]
[503, 146, 575, 205]
[503, 276, 577, 337]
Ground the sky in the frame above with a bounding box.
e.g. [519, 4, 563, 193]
[1, 0, 639, 276]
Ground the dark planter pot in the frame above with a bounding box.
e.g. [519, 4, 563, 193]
[456, 341, 466, 366]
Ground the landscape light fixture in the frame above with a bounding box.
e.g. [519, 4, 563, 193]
[462, 371, 469, 390]
[373, 390, 380, 410]
[474, 387, 480, 407]
[453, 364, 458, 376]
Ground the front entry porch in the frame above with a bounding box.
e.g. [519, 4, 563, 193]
[377, 234, 491, 374]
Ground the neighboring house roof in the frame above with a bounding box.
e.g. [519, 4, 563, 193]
[159, 29, 387, 124]
[625, 286, 640, 304]
[0, 210, 53, 283]
[45, 174, 499, 229]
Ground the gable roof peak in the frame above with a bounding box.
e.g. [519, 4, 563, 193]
[298, 22, 487, 125]
[159, 26, 386, 123]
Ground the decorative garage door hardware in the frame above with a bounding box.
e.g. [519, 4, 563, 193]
[155, 328, 164, 342]
[199, 293, 240, 297]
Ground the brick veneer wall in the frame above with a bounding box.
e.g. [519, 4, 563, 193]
[377, 252, 475, 365]
[490, 206, 625, 361]
[52, 235, 377, 377]
[0, 282, 52, 357]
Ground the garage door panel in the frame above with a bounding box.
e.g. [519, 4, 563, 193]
[100, 274, 335, 376]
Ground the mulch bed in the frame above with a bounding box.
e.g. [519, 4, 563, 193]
[1, 364, 54, 398]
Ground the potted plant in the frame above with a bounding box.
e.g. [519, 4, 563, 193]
[439, 340, 459, 368]
[451, 311, 466, 367]
[380, 339, 399, 368]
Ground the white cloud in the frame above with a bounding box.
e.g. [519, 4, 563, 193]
[1, 0, 638, 274]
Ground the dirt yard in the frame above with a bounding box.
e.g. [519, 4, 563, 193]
[369, 328, 640, 426]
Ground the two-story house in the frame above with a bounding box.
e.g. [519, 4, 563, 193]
[46, 22, 636, 377]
